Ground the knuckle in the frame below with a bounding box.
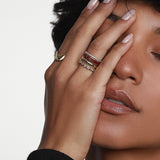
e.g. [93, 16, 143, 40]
[66, 28, 76, 39]
[44, 67, 52, 83]
[54, 65, 67, 83]
[100, 54, 114, 69]
[93, 9, 106, 20]
[76, 27, 85, 37]
[54, 69, 65, 84]
[79, 10, 89, 21]
[89, 40, 102, 52]
[112, 43, 121, 52]
[76, 26, 90, 38]
[44, 61, 58, 82]
[99, 60, 107, 69]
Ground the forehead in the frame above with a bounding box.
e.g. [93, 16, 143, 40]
[114, 0, 156, 15]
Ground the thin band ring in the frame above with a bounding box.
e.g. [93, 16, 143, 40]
[81, 57, 95, 67]
[79, 50, 102, 72]
[55, 51, 66, 62]
[85, 51, 102, 63]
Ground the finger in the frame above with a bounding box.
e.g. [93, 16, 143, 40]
[58, 0, 100, 56]
[91, 33, 134, 85]
[60, 0, 117, 70]
[77, 9, 136, 77]
[45, 0, 100, 77]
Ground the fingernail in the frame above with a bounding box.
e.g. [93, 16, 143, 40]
[87, 0, 98, 9]
[121, 9, 136, 21]
[122, 33, 133, 43]
[103, 0, 111, 4]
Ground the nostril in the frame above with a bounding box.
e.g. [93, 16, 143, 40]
[129, 76, 135, 80]
[110, 72, 116, 78]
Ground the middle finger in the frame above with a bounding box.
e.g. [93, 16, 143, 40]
[76, 8, 136, 77]
[59, 0, 117, 73]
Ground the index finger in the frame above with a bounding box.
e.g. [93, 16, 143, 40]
[63, 0, 117, 66]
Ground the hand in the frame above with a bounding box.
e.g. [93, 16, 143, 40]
[38, 0, 136, 160]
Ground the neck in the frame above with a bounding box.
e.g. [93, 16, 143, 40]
[86, 145, 160, 160]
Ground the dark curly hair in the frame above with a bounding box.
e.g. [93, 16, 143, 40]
[51, 0, 160, 53]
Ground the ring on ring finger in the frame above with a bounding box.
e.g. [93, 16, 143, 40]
[79, 51, 102, 72]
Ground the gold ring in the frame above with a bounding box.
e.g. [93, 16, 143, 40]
[81, 57, 95, 66]
[79, 59, 95, 72]
[55, 51, 66, 62]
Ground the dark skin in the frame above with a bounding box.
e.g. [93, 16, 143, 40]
[38, 0, 160, 159]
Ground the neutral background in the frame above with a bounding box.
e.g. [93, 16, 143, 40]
[0, 0, 58, 159]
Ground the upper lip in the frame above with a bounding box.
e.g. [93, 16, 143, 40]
[105, 88, 139, 112]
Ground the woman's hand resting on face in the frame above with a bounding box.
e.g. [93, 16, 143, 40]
[38, 0, 136, 159]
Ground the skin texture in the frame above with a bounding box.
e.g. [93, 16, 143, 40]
[87, 0, 160, 160]
[38, 0, 160, 160]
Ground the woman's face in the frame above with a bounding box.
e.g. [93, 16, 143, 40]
[92, 0, 160, 149]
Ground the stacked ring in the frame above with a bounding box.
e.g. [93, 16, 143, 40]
[79, 51, 102, 72]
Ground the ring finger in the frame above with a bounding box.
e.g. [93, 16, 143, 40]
[45, 0, 100, 78]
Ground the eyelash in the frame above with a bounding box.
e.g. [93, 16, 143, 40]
[152, 52, 160, 60]
[107, 14, 160, 61]
[108, 13, 120, 22]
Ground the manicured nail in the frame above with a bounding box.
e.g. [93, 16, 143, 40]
[87, 0, 98, 9]
[121, 9, 136, 21]
[103, 0, 111, 4]
[122, 33, 133, 43]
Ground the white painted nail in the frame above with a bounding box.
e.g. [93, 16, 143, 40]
[87, 0, 98, 9]
[103, 0, 111, 4]
[121, 9, 136, 21]
[122, 33, 133, 43]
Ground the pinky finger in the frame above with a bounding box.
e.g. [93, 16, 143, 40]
[91, 33, 134, 85]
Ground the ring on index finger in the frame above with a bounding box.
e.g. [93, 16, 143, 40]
[79, 51, 102, 72]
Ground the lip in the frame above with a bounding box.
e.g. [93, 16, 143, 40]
[101, 88, 139, 115]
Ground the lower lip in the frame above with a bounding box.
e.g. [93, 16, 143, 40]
[101, 98, 135, 115]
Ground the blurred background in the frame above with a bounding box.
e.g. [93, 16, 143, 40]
[0, 0, 58, 159]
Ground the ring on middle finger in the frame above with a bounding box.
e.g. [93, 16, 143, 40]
[84, 51, 102, 66]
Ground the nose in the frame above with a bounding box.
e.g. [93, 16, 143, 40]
[113, 47, 143, 85]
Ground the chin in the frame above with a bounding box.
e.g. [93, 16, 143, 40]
[91, 110, 145, 150]
[91, 114, 160, 151]
[92, 130, 130, 150]
[90, 111, 131, 150]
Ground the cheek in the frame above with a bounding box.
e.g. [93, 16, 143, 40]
[138, 65, 160, 114]
[137, 69, 160, 138]
[91, 68, 160, 149]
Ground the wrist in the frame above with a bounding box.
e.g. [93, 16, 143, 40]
[38, 142, 87, 160]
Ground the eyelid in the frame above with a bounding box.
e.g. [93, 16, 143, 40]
[108, 13, 120, 22]
[152, 52, 160, 60]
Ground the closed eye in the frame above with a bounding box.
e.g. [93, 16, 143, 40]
[108, 13, 121, 22]
[152, 52, 160, 60]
